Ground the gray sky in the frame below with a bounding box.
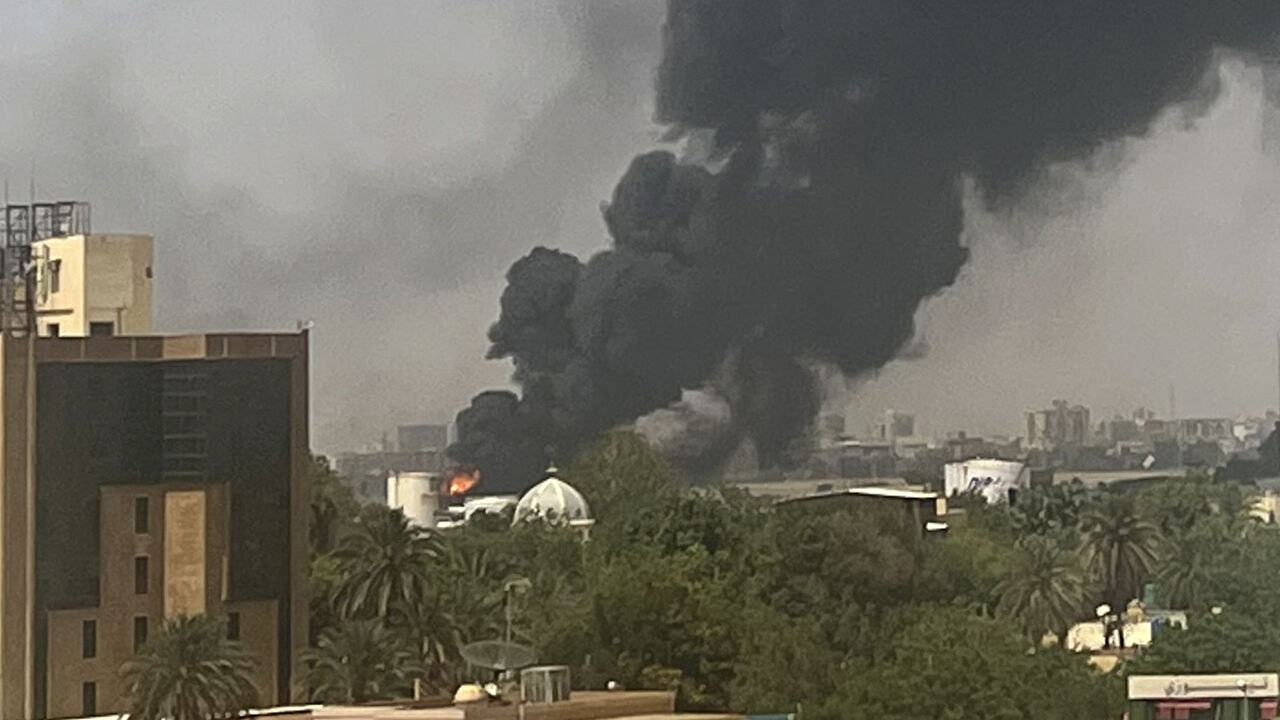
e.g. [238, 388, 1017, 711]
[2, 3, 1277, 451]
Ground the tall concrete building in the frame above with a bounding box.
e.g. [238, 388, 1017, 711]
[396, 423, 448, 453]
[31, 233, 154, 338]
[1026, 400, 1091, 451]
[0, 332, 310, 719]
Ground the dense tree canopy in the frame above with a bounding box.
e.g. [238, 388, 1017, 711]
[299, 440, 1280, 718]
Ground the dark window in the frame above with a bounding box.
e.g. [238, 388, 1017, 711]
[47, 323, 60, 338]
[134, 556, 149, 595]
[81, 682, 96, 716]
[89, 321, 114, 337]
[49, 260, 61, 294]
[134, 496, 149, 534]
[81, 620, 96, 659]
[226, 612, 240, 641]
[133, 616, 149, 652]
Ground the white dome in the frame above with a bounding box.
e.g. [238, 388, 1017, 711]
[513, 467, 592, 526]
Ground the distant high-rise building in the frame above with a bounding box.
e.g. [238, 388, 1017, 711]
[1026, 400, 1091, 450]
[397, 423, 448, 452]
[880, 410, 916, 441]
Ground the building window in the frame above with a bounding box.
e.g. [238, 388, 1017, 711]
[47, 323, 60, 338]
[135, 496, 149, 534]
[89, 321, 114, 337]
[49, 259, 61, 294]
[81, 682, 96, 716]
[227, 612, 240, 641]
[133, 616, 149, 652]
[82, 619, 97, 659]
[134, 556, 149, 595]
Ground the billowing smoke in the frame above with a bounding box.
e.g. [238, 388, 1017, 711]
[452, 0, 1280, 490]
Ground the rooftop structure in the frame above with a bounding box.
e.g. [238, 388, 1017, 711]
[512, 468, 593, 528]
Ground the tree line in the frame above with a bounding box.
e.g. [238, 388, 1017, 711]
[132, 433, 1280, 720]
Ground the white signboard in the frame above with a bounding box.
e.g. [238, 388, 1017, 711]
[1128, 674, 1279, 700]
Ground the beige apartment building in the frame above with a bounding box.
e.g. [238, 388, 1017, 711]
[30, 233, 154, 338]
[0, 332, 311, 720]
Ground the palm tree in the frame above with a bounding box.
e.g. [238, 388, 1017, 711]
[994, 534, 1090, 644]
[333, 505, 440, 620]
[1083, 491, 1160, 647]
[120, 614, 258, 720]
[303, 619, 421, 704]
[1156, 525, 1217, 609]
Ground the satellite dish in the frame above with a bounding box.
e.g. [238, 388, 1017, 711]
[460, 640, 536, 672]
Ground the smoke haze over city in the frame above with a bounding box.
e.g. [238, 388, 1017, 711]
[2, 2, 1280, 469]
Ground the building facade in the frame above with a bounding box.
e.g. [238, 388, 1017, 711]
[31, 234, 154, 338]
[1026, 400, 1091, 451]
[396, 424, 448, 453]
[0, 332, 309, 720]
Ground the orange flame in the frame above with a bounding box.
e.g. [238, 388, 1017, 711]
[449, 470, 480, 496]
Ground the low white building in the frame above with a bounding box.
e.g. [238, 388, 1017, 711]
[944, 458, 1029, 504]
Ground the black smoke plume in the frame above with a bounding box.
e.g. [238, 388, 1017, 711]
[452, 0, 1280, 491]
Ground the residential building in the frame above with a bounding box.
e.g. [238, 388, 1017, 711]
[879, 410, 915, 442]
[31, 233, 154, 338]
[336, 448, 446, 502]
[1026, 400, 1091, 451]
[397, 423, 448, 453]
[1177, 417, 1234, 444]
[0, 332, 309, 719]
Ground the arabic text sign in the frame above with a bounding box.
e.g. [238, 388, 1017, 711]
[1128, 674, 1279, 700]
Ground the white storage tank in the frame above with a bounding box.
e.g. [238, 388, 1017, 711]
[386, 471, 444, 528]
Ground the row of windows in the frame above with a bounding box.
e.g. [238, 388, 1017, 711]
[44, 322, 114, 338]
[81, 611, 241, 658]
[81, 617, 148, 658]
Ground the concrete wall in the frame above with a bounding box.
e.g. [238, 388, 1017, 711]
[34, 235, 154, 338]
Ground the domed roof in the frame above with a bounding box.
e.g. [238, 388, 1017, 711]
[513, 466, 592, 526]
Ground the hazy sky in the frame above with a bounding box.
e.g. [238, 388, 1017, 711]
[2, 3, 1277, 451]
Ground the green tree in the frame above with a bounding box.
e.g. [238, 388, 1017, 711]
[303, 619, 421, 703]
[587, 543, 740, 710]
[994, 534, 1091, 644]
[1009, 478, 1092, 539]
[1155, 518, 1233, 610]
[333, 505, 440, 620]
[568, 431, 680, 521]
[815, 607, 1122, 720]
[1083, 491, 1160, 640]
[1130, 609, 1280, 674]
[120, 615, 259, 720]
[727, 604, 837, 715]
[310, 454, 361, 556]
[1136, 475, 1252, 539]
[917, 523, 1016, 612]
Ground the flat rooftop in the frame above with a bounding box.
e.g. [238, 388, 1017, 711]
[17, 331, 308, 363]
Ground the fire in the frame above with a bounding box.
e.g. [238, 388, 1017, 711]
[448, 470, 480, 496]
